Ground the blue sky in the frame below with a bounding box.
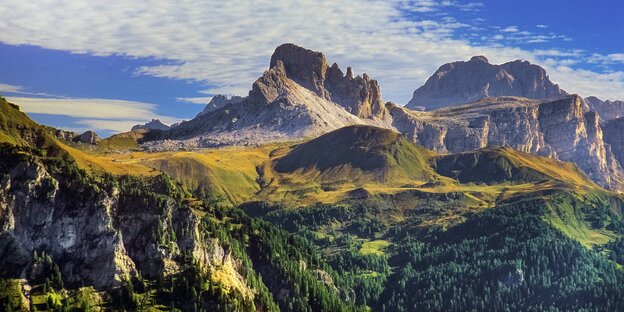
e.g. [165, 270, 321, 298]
[0, 0, 623, 137]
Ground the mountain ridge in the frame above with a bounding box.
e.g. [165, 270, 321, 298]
[585, 96, 624, 122]
[134, 44, 624, 191]
[391, 95, 624, 191]
[144, 44, 392, 149]
[131, 119, 170, 131]
[406, 56, 566, 110]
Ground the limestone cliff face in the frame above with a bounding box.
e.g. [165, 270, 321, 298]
[269, 43, 329, 100]
[0, 156, 247, 291]
[406, 56, 566, 110]
[585, 96, 624, 122]
[603, 117, 624, 173]
[325, 65, 385, 119]
[270, 43, 386, 119]
[0, 159, 135, 288]
[392, 95, 624, 190]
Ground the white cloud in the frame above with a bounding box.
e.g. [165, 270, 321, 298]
[0, 83, 23, 93]
[75, 119, 152, 133]
[536, 24, 548, 28]
[588, 53, 624, 65]
[398, 0, 483, 13]
[502, 26, 519, 33]
[6, 97, 180, 133]
[547, 67, 624, 100]
[0, 83, 59, 97]
[0, 0, 622, 104]
[532, 49, 584, 58]
[176, 97, 213, 105]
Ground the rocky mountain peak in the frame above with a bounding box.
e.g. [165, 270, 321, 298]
[265, 43, 385, 119]
[406, 56, 567, 110]
[585, 96, 624, 122]
[270, 43, 329, 97]
[131, 119, 170, 131]
[470, 55, 489, 63]
[145, 44, 392, 149]
[248, 59, 290, 107]
[197, 95, 244, 116]
[75, 130, 100, 144]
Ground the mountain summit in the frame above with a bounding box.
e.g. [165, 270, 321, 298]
[585, 96, 624, 122]
[270, 43, 386, 118]
[406, 56, 566, 110]
[139, 45, 624, 191]
[131, 119, 170, 131]
[149, 43, 391, 148]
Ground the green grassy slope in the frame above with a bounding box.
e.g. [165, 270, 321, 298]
[143, 148, 270, 206]
[273, 125, 437, 183]
[432, 146, 594, 187]
[95, 129, 146, 152]
[0, 96, 47, 146]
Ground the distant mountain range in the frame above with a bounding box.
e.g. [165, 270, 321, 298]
[136, 44, 624, 192]
[585, 96, 624, 121]
[405, 55, 567, 110]
[145, 43, 392, 148]
[131, 119, 171, 131]
[403, 56, 624, 122]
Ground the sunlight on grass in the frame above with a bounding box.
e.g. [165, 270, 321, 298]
[360, 240, 391, 256]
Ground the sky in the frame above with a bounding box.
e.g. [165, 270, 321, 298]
[0, 0, 623, 137]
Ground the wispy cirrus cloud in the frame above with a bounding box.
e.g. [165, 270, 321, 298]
[502, 26, 519, 33]
[588, 53, 624, 65]
[0, 83, 23, 93]
[176, 97, 214, 105]
[397, 0, 483, 13]
[0, 82, 60, 97]
[6, 97, 179, 133]
[0, 0, 623, 106]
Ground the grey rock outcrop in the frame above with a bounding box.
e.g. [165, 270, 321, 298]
[0, 159, 135, 288]
[501, 268, 525, 287]
[391, 95, 624, 190]
[131, 119, 171, 131]
[197, 95, 244, 117]
[45, 127, 76, 141]
[406, 56, 566, 110]
[603, 117, 624, 170]
[270, 43, 386, 119]
[75, 130, 100, 144]
[585, 96, 624, 122]
[0, 156, 248, 290]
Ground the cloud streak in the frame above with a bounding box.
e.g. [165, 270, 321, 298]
[176, 97, 214, 105]
[0, 83, 23, 93]
[0, 0, 623, 105]
[6, 96, 179, 133]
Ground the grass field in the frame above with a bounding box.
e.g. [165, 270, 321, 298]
[359, 240, 392, 256]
